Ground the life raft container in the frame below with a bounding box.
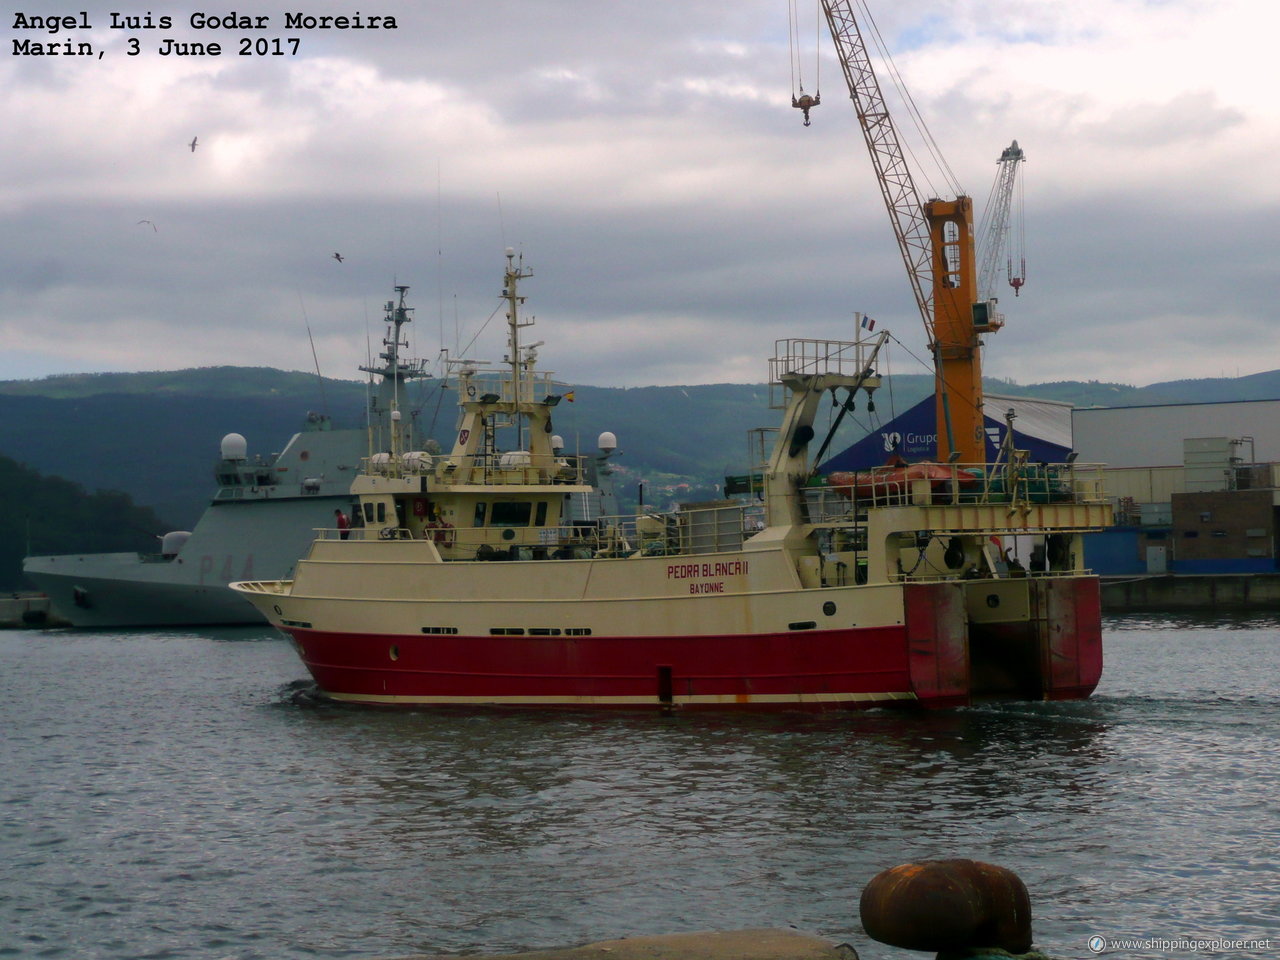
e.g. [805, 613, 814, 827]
[826, 462, 980, 499]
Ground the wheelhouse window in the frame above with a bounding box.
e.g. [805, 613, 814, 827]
[490, 501, 533, 527]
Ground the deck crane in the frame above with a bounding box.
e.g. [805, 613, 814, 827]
[977, 140, 1027, 300]
[819, 0, 1002, 464]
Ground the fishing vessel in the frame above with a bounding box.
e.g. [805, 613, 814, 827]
[231, 250, 1112, 709]
[23, 288, 431, 627]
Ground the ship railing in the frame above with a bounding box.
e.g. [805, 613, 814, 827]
[768, 338, 880, 409]
[232, 579, 290, 595]
[317, 502, 761, 560]
[805, 459, 1108, 520]
[361, 451, 585, 486]
[892, 565, 1099, 584]
[450, 371, 570, 407]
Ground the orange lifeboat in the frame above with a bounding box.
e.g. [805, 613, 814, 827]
[826, 462, 979, 499]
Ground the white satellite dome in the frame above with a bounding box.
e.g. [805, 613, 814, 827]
[160, 531, 191, 556]
[220, 433, 247, 460]
[598, 431, 617, 453]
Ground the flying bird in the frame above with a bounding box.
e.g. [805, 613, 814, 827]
[332, 252, 344, 263]
[137, 219, 157, 232]
[189, 136, 198, 152]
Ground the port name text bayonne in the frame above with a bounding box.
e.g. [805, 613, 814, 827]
[11, 12, 399, 32]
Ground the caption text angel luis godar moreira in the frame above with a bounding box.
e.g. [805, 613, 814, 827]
[12, 11, 399, 58]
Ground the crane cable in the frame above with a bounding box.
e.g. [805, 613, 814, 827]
[1011, 163, 1026, 290]
[789, 1, 823, 96]
[852, 0, 962, 198]
[882, 329, 987, 432]
[788, 0, 803, 96]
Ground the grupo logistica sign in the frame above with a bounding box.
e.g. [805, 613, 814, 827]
[819, 395, 1070, 472]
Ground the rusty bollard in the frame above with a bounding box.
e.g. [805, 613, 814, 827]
[859, 860, 1034, 956]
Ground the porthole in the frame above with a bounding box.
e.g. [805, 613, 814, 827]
[389, 645, 400, 661]
[822, 601, 837, 617]
[986, 594, 1000, 608]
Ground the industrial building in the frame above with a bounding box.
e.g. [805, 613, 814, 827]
[1073, 399, 1280, 576]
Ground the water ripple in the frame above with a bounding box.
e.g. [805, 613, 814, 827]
[1, 619, 1277, 958]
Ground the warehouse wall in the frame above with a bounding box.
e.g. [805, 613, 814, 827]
[1072, 399, 1280, 467]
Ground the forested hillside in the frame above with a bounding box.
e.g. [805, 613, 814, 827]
[0, 455, 170, 591]
[3, 364, 1278, 574]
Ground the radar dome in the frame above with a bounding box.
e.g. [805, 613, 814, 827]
[598, 431, 617, 453]
[220, 433, 248, 460]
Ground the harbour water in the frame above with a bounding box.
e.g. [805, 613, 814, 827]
[2, 615, 1277, 960]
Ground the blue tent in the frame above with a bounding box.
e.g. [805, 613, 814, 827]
[820, 393, 1074, 472]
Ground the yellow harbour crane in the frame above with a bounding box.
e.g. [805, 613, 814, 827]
[809, 1, 1007, 464]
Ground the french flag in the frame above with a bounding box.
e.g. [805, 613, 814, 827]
[860, 315, 875, 331]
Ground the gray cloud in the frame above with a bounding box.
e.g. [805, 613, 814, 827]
[1, 0, 1274, 389]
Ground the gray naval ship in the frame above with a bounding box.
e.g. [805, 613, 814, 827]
[23, 286, 433, 627]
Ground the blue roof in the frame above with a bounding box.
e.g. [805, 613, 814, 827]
[821, 395, 1072, 471]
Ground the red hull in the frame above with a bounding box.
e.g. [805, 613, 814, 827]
[287, 623, 916, 709]
[280, 578, 1102, 708]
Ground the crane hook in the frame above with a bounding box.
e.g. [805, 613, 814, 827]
[792, 90, 820, 126]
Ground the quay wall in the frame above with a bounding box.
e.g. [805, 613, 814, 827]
[0, 594, 61, 628]
[1101, 573, 1280, 611]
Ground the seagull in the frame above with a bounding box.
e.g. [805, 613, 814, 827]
[189, 136, 198, 152]
[137, 219, 157, 232]
[332, 252, 344, 263]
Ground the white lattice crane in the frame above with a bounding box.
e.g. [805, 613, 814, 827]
[977, 140, 1027, 300]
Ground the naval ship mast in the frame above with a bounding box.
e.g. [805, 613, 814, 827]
[359, 285, 430, 456]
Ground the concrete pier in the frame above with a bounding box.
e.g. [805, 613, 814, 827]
[0, 593, 62, 628]
[375, 930, 859, 960]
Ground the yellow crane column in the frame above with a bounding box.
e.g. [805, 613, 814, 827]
[926, 196, 994, 464]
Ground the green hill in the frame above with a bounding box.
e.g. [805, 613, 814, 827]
[0, 454, 171, 591]
[2, 364, 1278, 565]
[0, 366, 350, 400]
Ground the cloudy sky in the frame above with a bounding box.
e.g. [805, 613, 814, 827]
[2, 1, 1274, 390]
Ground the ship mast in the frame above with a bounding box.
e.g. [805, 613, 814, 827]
[502, 248, 535, 450]
[359, 285, 429, 456]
